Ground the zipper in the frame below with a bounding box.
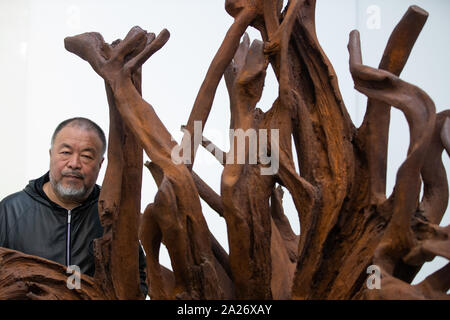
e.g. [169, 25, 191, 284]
[66, 209, 72, 266]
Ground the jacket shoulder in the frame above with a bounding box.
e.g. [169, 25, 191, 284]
[0, 190, 36, 247]
[0, 190, 34, 220]
[0, 190, 30, 207]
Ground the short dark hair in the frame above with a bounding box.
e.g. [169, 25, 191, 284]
[51, 117, 107, 156]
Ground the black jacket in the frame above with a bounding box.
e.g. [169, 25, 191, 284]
[0, 172, 148, 298]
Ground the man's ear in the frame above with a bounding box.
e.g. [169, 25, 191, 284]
[99, 157, 105, 169]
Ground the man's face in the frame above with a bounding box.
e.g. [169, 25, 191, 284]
[49, 125, 104, 203]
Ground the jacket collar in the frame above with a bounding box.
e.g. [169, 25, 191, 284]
[24, 171, 100, 211]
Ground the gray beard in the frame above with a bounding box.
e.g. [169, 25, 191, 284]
[50, 175, 88, 203]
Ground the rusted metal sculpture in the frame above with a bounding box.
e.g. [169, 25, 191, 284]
[0, 1, 449, 300]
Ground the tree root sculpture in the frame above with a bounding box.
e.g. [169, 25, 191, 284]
[0, 1, 448, 300]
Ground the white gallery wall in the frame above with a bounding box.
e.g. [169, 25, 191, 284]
[0, 0, 449, 287]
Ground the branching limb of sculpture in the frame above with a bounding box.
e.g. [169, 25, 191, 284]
[420, 111, 450, 224]
[349, 29, 436, 269]
[349, 29, 450, 300]
[220, 36, 275, 299]
[221, 22, 314, 298]
[65, 26, 231, 299]
[183, 0, 266, 169]
[357, 6, 429, 205]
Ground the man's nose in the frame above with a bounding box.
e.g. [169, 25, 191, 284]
[67, 154, 82, 169]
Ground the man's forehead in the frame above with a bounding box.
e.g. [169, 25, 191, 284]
[53, 125, 102, 148]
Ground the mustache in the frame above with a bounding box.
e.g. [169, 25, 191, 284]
[61, 170, 84, 179]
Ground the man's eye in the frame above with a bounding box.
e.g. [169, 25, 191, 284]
[81, 154, 93, 159]
[61, 151, 70, 155]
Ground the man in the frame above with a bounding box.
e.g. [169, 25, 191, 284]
[0, 117, 148, 297]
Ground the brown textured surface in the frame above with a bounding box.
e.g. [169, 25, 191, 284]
[0, 2, 448, 300]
